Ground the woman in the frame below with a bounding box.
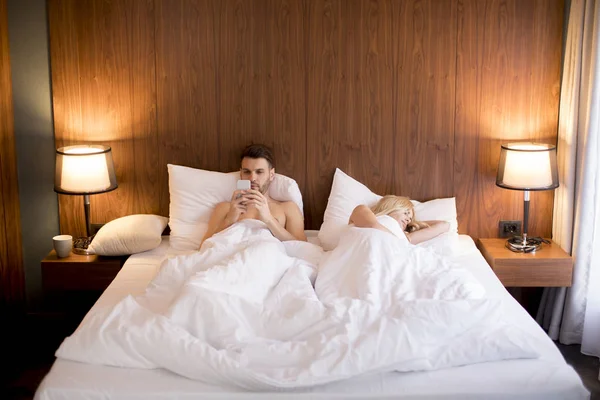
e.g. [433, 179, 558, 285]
[349, 195, 449, 244]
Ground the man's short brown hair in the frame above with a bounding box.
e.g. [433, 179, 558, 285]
[240, 144, 275, 168]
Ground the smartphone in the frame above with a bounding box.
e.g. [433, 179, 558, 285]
[237, 180, 251, 190]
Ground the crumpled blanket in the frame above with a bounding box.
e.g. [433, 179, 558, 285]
[55, 219, 539, 389]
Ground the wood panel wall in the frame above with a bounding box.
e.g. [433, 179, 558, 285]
[48, 0, 564, 240]
[306, 0, 394, 225]
[0, 0, 25, 308]
[454, 0, 563, 238]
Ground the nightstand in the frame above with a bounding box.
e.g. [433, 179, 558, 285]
[42, 250, 127, 292]
[41, 250, 128, 325]
[477, 238, 573, 287]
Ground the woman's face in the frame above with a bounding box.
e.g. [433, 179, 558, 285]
[389, 208, 413, 231]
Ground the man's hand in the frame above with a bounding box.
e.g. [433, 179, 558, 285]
[226, 189, 248, 224]
[242, 189, 273, 223]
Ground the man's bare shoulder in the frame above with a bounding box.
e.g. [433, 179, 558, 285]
[280, 201, 302, 216]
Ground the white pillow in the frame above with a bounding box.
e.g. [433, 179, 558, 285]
[168, 164, 304, 251]
[318, 168, 458, 251]
[88, 214, 168, 256]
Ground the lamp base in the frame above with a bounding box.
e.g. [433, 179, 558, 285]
[505, 236, 549, 253]
[73, 235, 95, 255]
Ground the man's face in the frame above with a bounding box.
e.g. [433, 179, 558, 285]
[240, 157, 274, 195]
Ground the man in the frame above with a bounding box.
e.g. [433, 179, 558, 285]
[201, 144, 307, 243]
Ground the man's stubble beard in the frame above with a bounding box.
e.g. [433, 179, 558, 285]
[259, 179, 271, 195]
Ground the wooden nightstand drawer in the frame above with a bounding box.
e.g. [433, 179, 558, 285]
[42, 250, 127, 292]
[477, 238, 573, 287]
[40, 250, 128, 340]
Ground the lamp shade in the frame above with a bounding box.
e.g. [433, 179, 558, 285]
[496, 142, 559, 191]
[54, 145, 118, 195]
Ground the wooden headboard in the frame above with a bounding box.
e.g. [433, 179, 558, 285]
[48, 0, 564, 240]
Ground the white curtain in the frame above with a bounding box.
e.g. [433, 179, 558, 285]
[537, 0, 600, 364]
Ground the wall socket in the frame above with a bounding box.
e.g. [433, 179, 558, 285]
[91, 223, 105, 235]
[498, 220, 522, 238]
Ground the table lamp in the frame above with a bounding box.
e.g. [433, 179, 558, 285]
[54, 145, 118, 254]
[496, 142, 559, 253]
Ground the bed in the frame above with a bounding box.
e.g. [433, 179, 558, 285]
[35, 232, 589, 400]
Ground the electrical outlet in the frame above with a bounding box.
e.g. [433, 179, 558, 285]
[91, 223, 105, 235]
[498, 220, 522, 238]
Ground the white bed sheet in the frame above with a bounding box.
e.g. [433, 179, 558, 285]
[35, 234, 589, 400]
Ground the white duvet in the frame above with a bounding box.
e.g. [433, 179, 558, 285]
[56, 219, 540, 390]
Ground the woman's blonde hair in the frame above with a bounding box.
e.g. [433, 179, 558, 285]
[370, 195, 429, 232]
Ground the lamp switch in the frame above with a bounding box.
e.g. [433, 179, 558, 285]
[498, 220, 522, 238]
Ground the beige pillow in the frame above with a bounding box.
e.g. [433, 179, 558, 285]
[88, 214, 168, 256]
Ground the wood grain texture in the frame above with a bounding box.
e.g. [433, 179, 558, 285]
[155, 0, 220, 216]
[306, 0, 394, 228]
[217, 0, 307, 209]
[478, 238, 573, 287]
[392, 0, 457, 201]
[77, 0, 158, 227]
[524, 0, 564, 237]
[0, 0, 25, 306]
[41, 249, 126, 292]
[48, 0, 564, 236]
[49, 0, 158, 237]
[454, 0, 563, 239]
[48, 0, 84, 238]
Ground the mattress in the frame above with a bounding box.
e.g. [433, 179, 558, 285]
[35, 234, 589, 400]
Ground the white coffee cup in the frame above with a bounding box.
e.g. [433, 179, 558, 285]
[53, 235, 73, 258]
